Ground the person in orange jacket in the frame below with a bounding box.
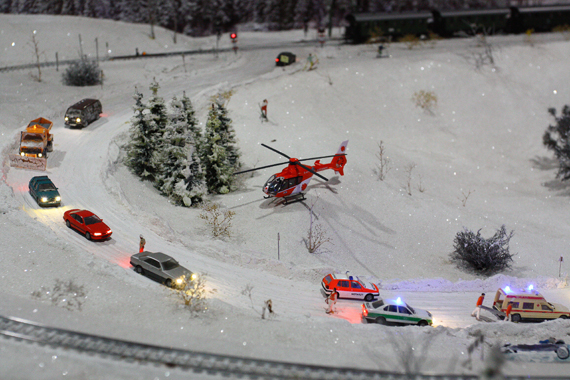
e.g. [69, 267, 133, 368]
[471, 293, 485, 320]
[326, 288, 338, 314]
[505, 302, 513, 322]
[139, 234, 146, 253]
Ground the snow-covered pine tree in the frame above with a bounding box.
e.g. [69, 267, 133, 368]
[543, 105, 570, 181]
[155, 95, 206, 206]
[201, 100, 240, 194]
[125, 81, 166, 182]
[126, 88, 155, 179]
[212, 96, 241, 170]
[145, 79, 169, 181]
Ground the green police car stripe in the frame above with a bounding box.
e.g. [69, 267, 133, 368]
[366, 311, 431, 324]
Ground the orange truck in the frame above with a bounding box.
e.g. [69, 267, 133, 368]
[9, 117, 53, 171]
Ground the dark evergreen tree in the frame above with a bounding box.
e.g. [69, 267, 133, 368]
[450, 225, 515, 276]
[126, 89, 155, 180]
[212, 97, 240, 170]
[201, 100, 240, 194]
[543, 105, 570, 181]
[126, 81, 166, 182]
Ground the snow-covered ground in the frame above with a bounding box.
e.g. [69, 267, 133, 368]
[1, 14, 570, 379]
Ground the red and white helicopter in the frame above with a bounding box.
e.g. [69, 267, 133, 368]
[234, 141, 348, 204]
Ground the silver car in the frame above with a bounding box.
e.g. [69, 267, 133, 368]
[130, 251, 193, 287]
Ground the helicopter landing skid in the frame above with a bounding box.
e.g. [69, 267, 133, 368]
[282, 193, 306, 205]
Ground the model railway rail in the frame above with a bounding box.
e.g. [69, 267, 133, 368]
[0, 315, 568, 380]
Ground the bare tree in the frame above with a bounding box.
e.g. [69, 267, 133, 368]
[374, 141, 391, 181]
[404, 163, 417, 196]
[29, 31, 43, 82]
[459, 189, 475, 207]
[388, 330, 439, 377]
[412, 90, 438, 115]
[241, 284, 275, 319]
[303, 194, 332, 253]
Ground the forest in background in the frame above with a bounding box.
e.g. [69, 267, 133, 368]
[1, 0, 557, 37]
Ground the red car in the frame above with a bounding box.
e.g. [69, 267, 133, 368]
[63, 209, 112, 241]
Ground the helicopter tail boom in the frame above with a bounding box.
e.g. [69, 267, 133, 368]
[314, 140, 348, 176]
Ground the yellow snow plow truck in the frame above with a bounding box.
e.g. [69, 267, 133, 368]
[9, 117, 53, 171]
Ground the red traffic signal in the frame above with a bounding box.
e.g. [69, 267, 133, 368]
[230, 33, 237, 40]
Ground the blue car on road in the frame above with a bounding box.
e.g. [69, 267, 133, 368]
[29, 176, 61, 207]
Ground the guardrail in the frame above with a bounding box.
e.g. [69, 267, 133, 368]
[0, 39, 342, 73]
[0, 314, 567, 380]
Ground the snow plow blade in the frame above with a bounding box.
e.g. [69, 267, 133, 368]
[9, 154, 47, 171]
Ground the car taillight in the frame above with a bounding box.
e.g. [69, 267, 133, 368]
[362, 304, 368, 316]
[275, 58, 279, 63]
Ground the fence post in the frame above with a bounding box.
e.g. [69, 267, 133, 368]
[55, 52, 59, 71]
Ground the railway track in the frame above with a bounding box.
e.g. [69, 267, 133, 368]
[1, 314, 568, 380]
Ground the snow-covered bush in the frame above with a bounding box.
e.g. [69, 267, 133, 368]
[31, 279, 87, 311]
[199, 202, 235, 238]
[62, 59, 101, 86]
[412, 90, 437, 115]
[173, 273, 208, 315]
[543, 105, 570, 181]
[450, 225, 514, 275]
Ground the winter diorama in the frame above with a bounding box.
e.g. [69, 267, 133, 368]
[1, 1, 570, 379]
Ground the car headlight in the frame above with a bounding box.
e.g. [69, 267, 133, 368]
[76, 118, 81, 123]
[65, 117, 68, 121]
[20, 152, 25, 156]
[191, 273, 197, 281]
[93, 232, 102, 236]
[176, 278, 184, 285]
[55, 196, 61, 202]
[107, 230, 112, 234]
[38, 153, 42, 158]
[41, 197, 48, 203]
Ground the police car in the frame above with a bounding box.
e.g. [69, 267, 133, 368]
[321, 273, 379, 302]
[362, 297, 433, 326]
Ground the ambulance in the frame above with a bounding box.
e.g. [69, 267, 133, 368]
[321, 273, 379, 302]
[493, 287, 570, 323]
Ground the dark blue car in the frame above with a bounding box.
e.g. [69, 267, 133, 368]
[29, 176, 61, 207]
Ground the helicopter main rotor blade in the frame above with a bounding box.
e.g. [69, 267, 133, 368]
[297, 153, 346, 162]
[233, 161, 290, 175]
[294, 162, 329, 182]
[261, 144, 291, 159]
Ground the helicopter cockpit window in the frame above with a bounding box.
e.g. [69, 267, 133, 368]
[266, 176, 285, 194]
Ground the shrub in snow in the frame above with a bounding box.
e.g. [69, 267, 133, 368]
[31, 279, 87, 311]
[450, 225, 514, 275]
[543, 105, 570, 181]
[199, 202, 235, 238]
[172, 273, 208, 315]
[62, 59, 101, 86]
[412, 90, 437, 115]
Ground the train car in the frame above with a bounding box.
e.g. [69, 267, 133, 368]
[345, 5, 570, 44]
[345, 12, 432, 44]
[431, 8, 510, 37]
[510, 5, 570, 34]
